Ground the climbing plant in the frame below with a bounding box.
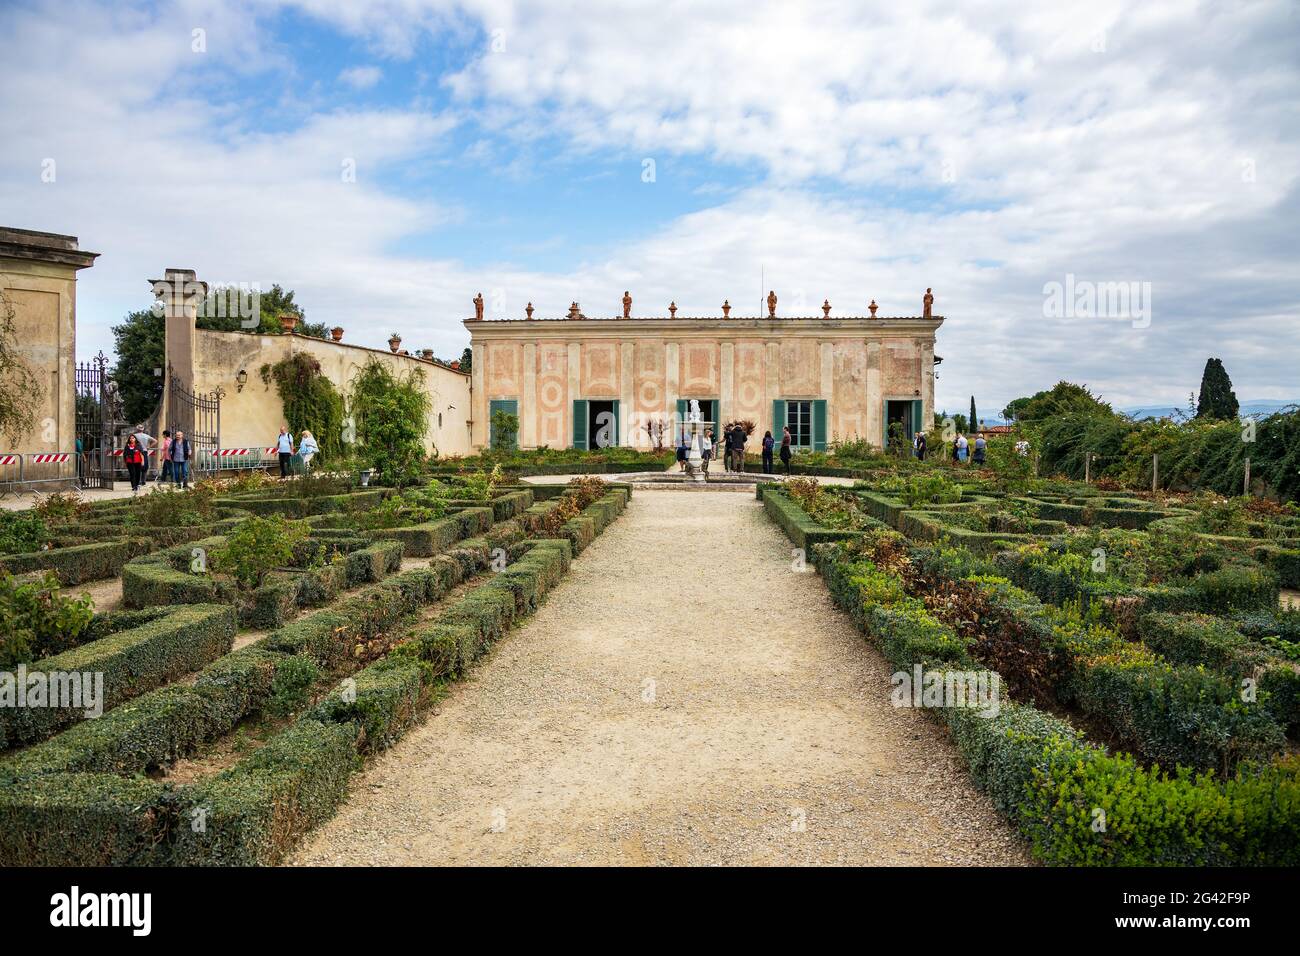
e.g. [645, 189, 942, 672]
[259, 353, 345, 462]
[0, 290, 47, 445]
[349, 357, 430, 486]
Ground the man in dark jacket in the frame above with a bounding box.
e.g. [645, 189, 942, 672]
[169, 429, 193, 488]
[730, 425, 747, 473]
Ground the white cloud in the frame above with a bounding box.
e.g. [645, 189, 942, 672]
[339, 65, 382, 89]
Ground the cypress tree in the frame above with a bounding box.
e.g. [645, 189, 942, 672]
[1196, 358, 1240, 420]
[970, 396, 979, 432]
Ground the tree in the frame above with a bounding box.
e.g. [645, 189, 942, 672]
[459, 347, 472, 373]
[970, 396, 979, 432]
[1001, 397, 1033, 423]
[0, 290, 47, 445]
[110, 308, 165, 425]
[350, 357, 430, 485]
[260, 354, 345, 461]
[1195, 358, 1240, 421]
[197, 284, 327, 338]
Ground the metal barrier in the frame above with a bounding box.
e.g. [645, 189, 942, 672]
[0, 452, 79, 490]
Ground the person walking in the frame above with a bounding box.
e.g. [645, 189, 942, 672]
[168, 429, 193, 487]
[274, 425, 295, 478]
[956, 432, 969, 464]
[731, 424, 747, 473]
[761, 430, 775, 474]
[915, 431, 928, 461]
[722, 425, 734, 472]
[122, 435, 147, 495]
[701, 428, 713, 476]
[780, 425, 793, 476]
[132, 424, 156, 482]
[158, 430, 174, 484]
[676, 431, 689, 472]
[298, 429, 319, 471]
[973, 432, 987, 466]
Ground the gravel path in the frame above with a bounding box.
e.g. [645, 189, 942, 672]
[290, 490, 1030, 866]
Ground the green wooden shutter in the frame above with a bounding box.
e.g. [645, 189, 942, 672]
[911, 399, 924, 440]
[772, 400, 786, 445]
[676, 399, 688, 445]
[572, 399, 588, 450]
[489, 399, 518, 449]
[813, 400, 827, 451]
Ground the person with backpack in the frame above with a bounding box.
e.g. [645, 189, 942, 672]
[122, 435, 147, 494]
[761, 430, 775, 474]
[780, 426, 793, 476]
[168, 429, 193, 487]
[730, 424, 747, 473]
[298, 430, 319, 471]
[722, 425, 734, 472]
[274, 425, 295, 478]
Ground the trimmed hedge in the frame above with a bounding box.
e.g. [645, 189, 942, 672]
[0, 540, 134, 585]
[0, 603, 236, 749]
[759, 489, 868, 551]
[172, 719, 358, 866]
[372, 506, 492, 557]
[212, 489, 387, 518]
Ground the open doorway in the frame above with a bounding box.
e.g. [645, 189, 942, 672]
[884, 399, 919, 447]
[587, 400, 618, 449]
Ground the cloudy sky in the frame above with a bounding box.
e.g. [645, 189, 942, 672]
[2, 0, 1297, 416]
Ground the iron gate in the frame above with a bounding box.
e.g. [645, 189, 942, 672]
[74, 352, 112, 489]
[168, 374, 222, 477]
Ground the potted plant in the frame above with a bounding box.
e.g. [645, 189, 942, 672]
[330, 326, 344, 342]
[388, 332, 402, 352]
[279, 313, 299, 333]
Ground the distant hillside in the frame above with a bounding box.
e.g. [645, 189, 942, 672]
[1120, 400, 1299, 420]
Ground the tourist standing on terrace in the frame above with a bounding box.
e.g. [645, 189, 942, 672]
[722, 424, 734, 472]
[915, 431, 928, 460]
[169, 430, 192, 488]
[973, 433, 987, 466]
[731, 424, 747, 473]
[299, 430, 319, 471]
[275, 425, 295, 478]
[780, 426, 793, 476]
[676, 431, 688, 472]
[159, 430, 173, 484]
[701, 428, 713, 475]
[762, 430, 775, 474]
[122, 435, 146, 495]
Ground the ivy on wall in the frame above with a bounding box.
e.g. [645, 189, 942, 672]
[349, 357, 430, 486]
[259, 353, 344, 462]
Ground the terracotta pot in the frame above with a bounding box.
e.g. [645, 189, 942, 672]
[388, 336, 401, 353]
[421, 348, 434, 360]
[279, 314, 298, 333]
[330, 327, 343, 342]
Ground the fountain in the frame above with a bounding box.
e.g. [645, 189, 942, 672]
[681, 399, 715, 484]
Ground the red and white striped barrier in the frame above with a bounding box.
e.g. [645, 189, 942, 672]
[29, 453, 70, 464]
[0, 454, 19, 466]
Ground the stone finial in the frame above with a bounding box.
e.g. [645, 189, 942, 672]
[923, 287, 934, 318]
[669, 301, 677, 317]
[822, 299, 831, 318]
[767, 290, 777, 317]
[868, 299, 878, 318]
[473, 292, 484, 320]
[567, 301, 581, 320]
[622, 290, 632, 318]
[525, 302, 534, 319]
[722, 299, 731, 317]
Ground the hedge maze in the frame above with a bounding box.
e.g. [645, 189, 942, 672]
[0, 474, 629, 865]
[760, 475, 1300, 865]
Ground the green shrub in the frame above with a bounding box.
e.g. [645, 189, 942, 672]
[212, 515, 310, 590]
[0, 510, 49, 555]
[0, 570, 94, 667]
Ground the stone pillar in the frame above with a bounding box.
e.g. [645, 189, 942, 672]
[920, 338, 936, 430]
[471, 343, 486, 447]
[521, 342, 537, 448]
[619, 340, 634, 447]
[866, 340, 883, 447]
[665, 341, 680, 435]
[764, 340, 780, 434]
[152, 268, 206, 432]
[566, 341, 581, 446]
[719, 340, 734, 432]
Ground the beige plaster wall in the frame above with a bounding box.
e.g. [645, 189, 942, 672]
[0, 260, 77, 455]
[191, 329, 473, 459]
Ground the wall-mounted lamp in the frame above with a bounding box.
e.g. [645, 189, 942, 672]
[236, 368, 248, 392]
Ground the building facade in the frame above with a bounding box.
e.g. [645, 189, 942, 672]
[466, 299, 943, 452]
[0, 227, 98, 478]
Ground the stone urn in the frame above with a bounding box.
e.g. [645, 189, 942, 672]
[868, 299, 878, 318]
[669, 301, 677, 318]
[722, 300, 731, 317]
[279, 313, 298, 333]
[388, 333, 401, 353]
[421, 348, 434, 361]
[330, 326, 344, 342]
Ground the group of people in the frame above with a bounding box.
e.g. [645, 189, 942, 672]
[675, 424, 796, 476]
[118, 423, 320, 494]
[910, 430, 989, 466]
[274, 426, 319, 477]
[121, 427, 193, 494]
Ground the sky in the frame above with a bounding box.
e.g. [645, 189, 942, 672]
[1, 0, 1297, 418]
